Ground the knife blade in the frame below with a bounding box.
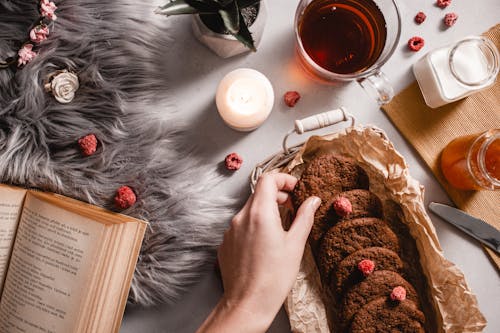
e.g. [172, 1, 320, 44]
[429, 202, 500, 254]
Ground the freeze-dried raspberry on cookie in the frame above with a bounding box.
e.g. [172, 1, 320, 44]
[390, 286, 407, 301]
[408, 37, 425, 52]
[284, 91, 301, 107]
[114, 185, 136, 209]
[358, 259, 376, 277]
[225, 152, 243, 171]
[333, 197, 353, 217]
[78, 134, 97, 156]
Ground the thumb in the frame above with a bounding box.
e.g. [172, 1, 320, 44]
[288, 196, 321, 245]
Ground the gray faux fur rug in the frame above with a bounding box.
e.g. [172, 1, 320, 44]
[0, 0, 234, 305]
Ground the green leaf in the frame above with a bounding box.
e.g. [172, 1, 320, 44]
[155, 0, 199, 15]
[186, 0, 222, 10]
[236, 0, 260, 9]
[232, 12, 256, 51]
[155, 0, 222, 16]
[213, 0, 234, 6]
[218, 1, 240, 34]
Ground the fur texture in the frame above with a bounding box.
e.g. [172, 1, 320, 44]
[0, 0, 235, 305]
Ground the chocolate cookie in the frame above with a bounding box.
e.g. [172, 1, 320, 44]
[331, 247, 403, 295]
[308, 197, 339, 252]
[350, 297, 425, 333]
[309, 190, 384, 251]
[317, 218, 399, 281]
[340, 270, 419, 329]
[292, 154, 369, 208]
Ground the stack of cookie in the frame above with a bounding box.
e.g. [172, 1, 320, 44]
[292, 154, 429, 333]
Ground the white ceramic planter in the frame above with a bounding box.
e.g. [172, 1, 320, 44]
[191, 1, 268, 58]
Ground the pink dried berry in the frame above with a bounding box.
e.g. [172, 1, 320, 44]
[444, 13, 458, 27]
[414, 12, 426, 24]
[114, 185, 136, 209]
[224, 152, 243, 171]
[436, 0, 451, 8]
[78, 134, 97, 156]
[358, 259, 375, 277]
[284, 91, 301, 107]
[408, 37, 425, 52]
[390, 286, 407, 301]
[333, 197, 353, 217]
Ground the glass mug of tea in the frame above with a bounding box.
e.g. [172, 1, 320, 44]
[295, 0, 402, 104]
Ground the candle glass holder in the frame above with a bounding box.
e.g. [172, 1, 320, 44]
[216, 68, 274, 131]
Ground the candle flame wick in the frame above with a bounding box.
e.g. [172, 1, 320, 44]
[238, 93, 252, 104]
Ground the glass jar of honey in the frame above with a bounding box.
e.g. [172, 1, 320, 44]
[441, 129, 500, 190]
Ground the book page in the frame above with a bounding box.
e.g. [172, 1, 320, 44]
[78, 222, 145, 333]
[0, 185, 27, 294]
[0, 193, 105, 333]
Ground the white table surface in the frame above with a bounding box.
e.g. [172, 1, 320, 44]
[121, 0, 500, 332]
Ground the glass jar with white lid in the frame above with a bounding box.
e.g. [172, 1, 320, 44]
[413, 36, 499, 109]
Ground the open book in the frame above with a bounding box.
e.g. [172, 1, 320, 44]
[0, 184, 147, 333]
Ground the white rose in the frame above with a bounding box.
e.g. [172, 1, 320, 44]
[50, 71, 79, 104]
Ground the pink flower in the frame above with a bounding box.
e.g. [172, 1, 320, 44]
[30, 24, 49, 44]
[18, 44, 37, 67]
[41, 0, 57, 21]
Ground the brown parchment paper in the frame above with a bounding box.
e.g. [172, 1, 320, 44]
[275, 126, 486, 333]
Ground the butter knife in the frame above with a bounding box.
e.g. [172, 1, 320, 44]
[429, 202, 500, 254]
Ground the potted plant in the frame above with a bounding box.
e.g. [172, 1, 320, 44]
[155, 0, 267, 58]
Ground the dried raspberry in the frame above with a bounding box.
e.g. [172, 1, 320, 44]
[436, 0, 451, 8]
[358, 259, 375, 277]
[333, 197, 353, 217]
[414, 12, 426, 24]
[224, 152, 243, 171]
[444, 13, 458, 27]
[114, 185, 136, 209]
[408, 37, 425, 52]
[78, 134, 97, 156]
[390, 286, 407, 301]
[284, 91, 301, 107]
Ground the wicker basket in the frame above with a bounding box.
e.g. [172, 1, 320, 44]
[248, 108, 486, 333]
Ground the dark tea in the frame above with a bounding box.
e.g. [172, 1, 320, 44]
[298, 0, 387, 74]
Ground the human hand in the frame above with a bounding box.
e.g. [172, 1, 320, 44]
[198, 173, 321, 333]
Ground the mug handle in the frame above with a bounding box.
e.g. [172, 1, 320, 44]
[358, 71, 394, 105]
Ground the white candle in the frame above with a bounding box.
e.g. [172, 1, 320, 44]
[216, 68, 274, 131]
